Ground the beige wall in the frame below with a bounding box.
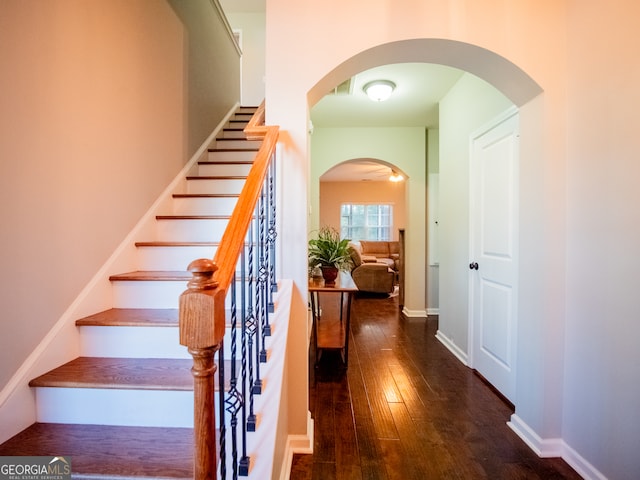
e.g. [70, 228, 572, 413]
[224, 11, 266, 106]
[319, 181, 406, 240]
[562, 2, 640, 478]
[0, 0, 239, 392]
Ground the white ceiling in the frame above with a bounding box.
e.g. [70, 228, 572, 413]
[218, 2, 464, 182]
[313, 63, 463, 182]
[311, 63, 463, 129]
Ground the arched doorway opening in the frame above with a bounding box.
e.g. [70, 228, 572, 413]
[316, 158, 407, 240]
[307, 38, 542, 404]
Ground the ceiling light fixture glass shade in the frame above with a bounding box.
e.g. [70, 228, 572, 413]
[363, 80, 396, 102]
[389, 170, 404, 182]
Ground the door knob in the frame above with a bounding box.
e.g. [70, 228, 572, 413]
[469, 262, 479, 270]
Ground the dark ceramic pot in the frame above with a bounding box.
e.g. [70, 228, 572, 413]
[321, 266, 339, 284]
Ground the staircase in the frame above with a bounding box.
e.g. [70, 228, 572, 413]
[0, 106, 275, 479]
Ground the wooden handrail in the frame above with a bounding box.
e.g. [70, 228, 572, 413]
[213, 102, 278, 291]
[179, 101, 278, 480]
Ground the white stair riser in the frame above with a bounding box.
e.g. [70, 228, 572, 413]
[220, 129, 246, 139]
[80, 325, 241, 360]
[227, 121, 248, 129]
[34, 386, 240, 429]
[34, 388, 194, 428]
[79, 326, 190, 359]
[187, 179, 245, 195]
[136, 245, 218, 271]
[208, 150, 256, 162]
[212, 139, 262, 150]
[172, 196, 238, 216]
[112, 281, 186, 308]
[111, 281, 246, 309]
[198, 163, 252, 177]
[155, 218, 228, 242]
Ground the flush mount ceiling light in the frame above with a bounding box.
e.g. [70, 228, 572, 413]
[389, 170, 404, 182]
[363, 80, 396, 102]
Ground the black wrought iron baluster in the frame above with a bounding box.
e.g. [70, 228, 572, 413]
[245, 222, 259, 431]
[251, 205, 264, 393]
[224, 271, 245, 479]
[267, 154, 277, 315]
[218, 336, 226, 478]
[239, 242, 250, 477]
[258, 189, 269, 364]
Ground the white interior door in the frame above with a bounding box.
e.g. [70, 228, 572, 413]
[469, 108, 519, 403]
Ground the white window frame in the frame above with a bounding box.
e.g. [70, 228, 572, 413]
[340, 203, 393, 241]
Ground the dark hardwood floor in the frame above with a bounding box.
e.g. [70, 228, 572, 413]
[290, 290, 582, 480]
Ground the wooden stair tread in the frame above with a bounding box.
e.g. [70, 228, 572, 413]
[173, 193, 239, 198]
[134, 241, 220, 247]
[109, 271, 190, 281]
[198, 160, 254, 165]
[0, 423, 193, 479]
[77, 308, 241, 330]
[185, 175, 247, 180]
[29, 357, 193, 391]
[76, 308, 179, 327]
[155, 214, 231, 220]
[208, 147, 259, 152]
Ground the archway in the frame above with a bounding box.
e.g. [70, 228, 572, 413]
[307, 38, 543, 401]
[308, 39, 541, 109]
[317, 158, 407, 239]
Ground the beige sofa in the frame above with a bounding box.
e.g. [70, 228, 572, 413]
[347, 242, 396, 294]
[358, 240, 400, 271]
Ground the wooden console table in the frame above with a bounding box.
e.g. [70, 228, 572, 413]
[308, 272, 358, 368]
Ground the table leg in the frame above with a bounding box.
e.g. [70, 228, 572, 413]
[310, 291, 319, 368]
[344, 292, 353, 365]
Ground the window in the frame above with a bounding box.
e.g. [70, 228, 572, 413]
[341, 204, 393, 241]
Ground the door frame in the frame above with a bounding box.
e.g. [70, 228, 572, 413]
[467, 106, 520, 387]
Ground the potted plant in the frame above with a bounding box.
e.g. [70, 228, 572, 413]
[308, 227, 352, 283]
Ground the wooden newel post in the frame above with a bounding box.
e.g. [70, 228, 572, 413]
[179, 258, 227, 480]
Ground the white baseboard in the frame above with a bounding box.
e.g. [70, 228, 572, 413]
[427, 307, 440, 316]
[435, 330, 468, 366]
[279, 411, 314, 480]
[509, 414, 607, 480]
[402, 307, 428, 318]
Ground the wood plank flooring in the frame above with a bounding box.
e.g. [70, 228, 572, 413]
[291, 291, 582, 480]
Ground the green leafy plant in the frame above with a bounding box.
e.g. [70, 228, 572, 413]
[308, 227, 352, 271]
